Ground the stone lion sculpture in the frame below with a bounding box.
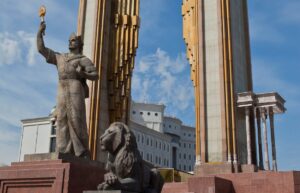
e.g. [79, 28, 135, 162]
[97, 122, 164, 193]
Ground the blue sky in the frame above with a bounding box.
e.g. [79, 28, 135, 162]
[0, 0, 299, 171]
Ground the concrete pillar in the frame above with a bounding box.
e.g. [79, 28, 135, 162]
[256, 108, 264, 169]
[245, 107, 252, 164]
[261, 109, 270, 170]
[269, 110, 278, 171]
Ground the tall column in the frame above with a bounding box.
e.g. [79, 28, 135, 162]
[261, 109, 270, 170]
[183, 0, 254, 174]
[245, 107, 252, 164]
[256, 108, 264, 170]
[269, 109, 278, 171]
[77, 0, 140, 161]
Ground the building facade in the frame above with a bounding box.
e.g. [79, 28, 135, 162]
[129, 102, 196, 172]
[19, 116, 56, 161]
[19, 101, 196, 172]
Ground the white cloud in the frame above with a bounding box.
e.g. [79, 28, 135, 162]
[0, 33, 21, 65]
[0, 31, 41, 66]
[132, 48, 195, 121]
[18, 31, 37, 66]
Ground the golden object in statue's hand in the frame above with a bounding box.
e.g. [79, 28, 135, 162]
[39, 5, 46, 22]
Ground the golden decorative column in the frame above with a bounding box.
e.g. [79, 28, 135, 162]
[77, 0, 140, 161]
[183, 0, 254, 175]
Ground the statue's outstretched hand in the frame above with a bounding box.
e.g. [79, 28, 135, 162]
[39, 22, 46, 35]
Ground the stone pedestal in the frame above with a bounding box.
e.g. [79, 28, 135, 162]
[0, 153, 106, 193]
[84, 191, 136, 193]
[241, 164, 258, 173]
[162, 171, 300, 193]
[188, 177, 232, 193]
[194, 163, 240, 176]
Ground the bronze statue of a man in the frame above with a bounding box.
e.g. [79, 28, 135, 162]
[37, 22, 98, 158]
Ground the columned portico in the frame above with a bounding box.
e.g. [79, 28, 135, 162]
[237, 92, 286, 172]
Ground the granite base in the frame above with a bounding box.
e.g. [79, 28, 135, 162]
[162, 171, 300, 193]
[0, 153, 106, 193]
[84, 191, 136, 193]
[194, 163, 240, 176]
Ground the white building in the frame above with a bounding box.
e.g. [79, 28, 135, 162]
[19, 102, 196, 172]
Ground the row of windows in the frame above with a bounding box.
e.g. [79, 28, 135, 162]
[132, 111, 159, 116]
[183, 132, 195, 138]
[179, 142, 196, 149]
[140, 151, 170, 167]
[163, 124, 178, 129]
[178, 164, 193, 171]
[178, 153, 196, 161]
[135, 133, 170, 152]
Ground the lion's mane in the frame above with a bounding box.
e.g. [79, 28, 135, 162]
[106, 122, 143, 179]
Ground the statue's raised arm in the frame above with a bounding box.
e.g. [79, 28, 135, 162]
[36, 22, 58, 65]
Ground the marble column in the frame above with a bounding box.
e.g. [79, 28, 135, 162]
[245, 107, 252, 164]
[261, 109, 270, 170]
[269, 109, 278, 171]
[256, 108, 264, 169]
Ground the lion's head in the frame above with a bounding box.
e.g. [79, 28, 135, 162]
[100, 122, 142, 178]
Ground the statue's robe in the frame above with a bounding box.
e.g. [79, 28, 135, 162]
[46, 51, 96, 156]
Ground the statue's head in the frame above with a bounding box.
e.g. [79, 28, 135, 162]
[69, 33, 83, 52]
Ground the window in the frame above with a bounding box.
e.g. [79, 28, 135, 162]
[140, 111, 143, 115]
[150, 139, 153, 146]
[142, 135, 144, 143]
[155, 113, 158, 116]
[155, 141, 158, 148]
[159, 157, 161, 164]
[150, 154, 153, 162]
[184, 143, 186, 148]
[189, 154, 191, 160]
[179, 165, 181, 170]
[147, 153, 149, 161]
[183, 154, 186, 159]
[132, 110, 136, 114]
[189, 144, 191, 148]
[169, 125, 171, 128]
[147, 112, 151, 116]
[179, 153, 181, 159]
[189, 166, 192, 171]
[159, 142, 161, 149]
[50, 137, 56, 152]
[147, 138, 149, 145]
[163, 144, 165, 150]
[184, 165, 186, 170]
[51, 125, 56, 135]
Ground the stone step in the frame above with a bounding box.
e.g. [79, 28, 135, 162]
[162, 182, 189, 193]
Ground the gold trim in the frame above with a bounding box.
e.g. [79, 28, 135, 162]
[225, 0, 237, 162]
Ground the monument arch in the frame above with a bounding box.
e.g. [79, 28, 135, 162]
[77, 0, 256, 174]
